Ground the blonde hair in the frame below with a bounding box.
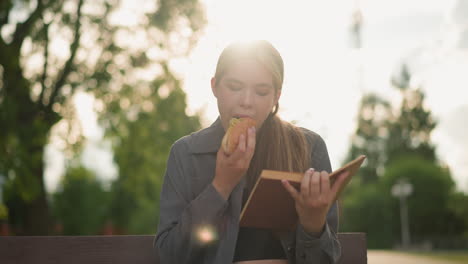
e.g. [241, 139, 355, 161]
[214, 40, 311, 193]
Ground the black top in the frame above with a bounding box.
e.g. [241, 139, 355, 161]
[233, 227, 287, 261]
[233, 187, 287, 261]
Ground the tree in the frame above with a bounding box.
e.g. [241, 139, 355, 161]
[345, 93, 393, 184]
[342, 155, 463, 248]
[1, 0, 205, 234]
[388, 63, 437, 163]
[52, 165, 110, 235]
[341, 61, 463, 248]
[386, 88, 437, 163]
[448, 191, 468, 238]
[106, 74, 201, 234]
[340, 182, 397, 248]
[382, 155, 464, 245]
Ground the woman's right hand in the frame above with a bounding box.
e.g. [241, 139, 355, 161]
[212, 126, 256, 200]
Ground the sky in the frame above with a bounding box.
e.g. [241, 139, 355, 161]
[45, 0, 468, 193]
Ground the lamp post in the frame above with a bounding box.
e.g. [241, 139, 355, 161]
[391, 179, 413, 249]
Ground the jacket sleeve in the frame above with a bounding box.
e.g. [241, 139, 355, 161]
[154, 140, 228, 263]
[294, 134, 342, 264]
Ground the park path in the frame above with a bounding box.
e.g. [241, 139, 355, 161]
[368, 250, 463, 264]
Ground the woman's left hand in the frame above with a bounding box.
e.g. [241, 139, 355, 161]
[282, 168, 348, 234]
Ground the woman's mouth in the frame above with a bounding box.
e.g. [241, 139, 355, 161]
[233, 114, 252, 119]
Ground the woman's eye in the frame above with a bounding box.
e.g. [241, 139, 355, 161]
[228, 85, 242, 91]
[256, 90, 269, 96]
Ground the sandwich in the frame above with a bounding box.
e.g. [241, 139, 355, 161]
[221, 117, 257, 155]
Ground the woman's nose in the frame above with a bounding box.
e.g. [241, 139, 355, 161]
[239, 89, 254, 108]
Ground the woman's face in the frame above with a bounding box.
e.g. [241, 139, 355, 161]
[211, 58, 281, 131]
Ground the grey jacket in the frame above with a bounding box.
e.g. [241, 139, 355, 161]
[154, 117, 341, 264]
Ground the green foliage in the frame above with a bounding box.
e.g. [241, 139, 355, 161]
[342, 62, 466, 248]
[0, 0, 205, 234]
[341, 183, 397, 248]
[388, 62, 437, 162]
[345, 93, 392, 184]
[52, 166, 110, 235]
[448, 192, 468, 237]
[108, 81, 201, 234]
[382, 155, 463, 240]
[386, 89, 437, 163]
[342, 155, 465, 248]
[0, 203, 7, 220]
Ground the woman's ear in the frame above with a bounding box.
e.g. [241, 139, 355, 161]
[211, 77, 218, 98]
[274, 89, 282, 105]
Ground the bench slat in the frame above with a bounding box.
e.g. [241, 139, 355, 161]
[338, 233, 367, 264]
[0, 233, 366, 264]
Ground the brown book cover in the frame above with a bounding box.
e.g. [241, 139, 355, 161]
[239, 155, 366, 230]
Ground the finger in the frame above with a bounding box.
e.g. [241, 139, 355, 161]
[321, 171, 331, 197]
[238, 133, 246, 152]
[246, 127, 256, 156]
[300, 169, 312, 196]
[310, 171, 321, 198]
[228, 134, 247, 161]
[282, 180, 300, 201]
[217, 147, 228, 160]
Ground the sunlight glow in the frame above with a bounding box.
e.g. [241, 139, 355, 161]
[42, 0, 468, 193]
[196, 225, 218, 243]
[175, 0, 468, 193]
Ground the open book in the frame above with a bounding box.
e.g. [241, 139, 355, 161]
[239, 155, 366, 231]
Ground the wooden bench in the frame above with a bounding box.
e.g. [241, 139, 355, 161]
[0, 233, 366, 263]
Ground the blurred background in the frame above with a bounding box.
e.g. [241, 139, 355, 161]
[1, 0, 467, 261]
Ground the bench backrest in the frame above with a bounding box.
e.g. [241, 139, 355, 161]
[0, 233, 366, 263]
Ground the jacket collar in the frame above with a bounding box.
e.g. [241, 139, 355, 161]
[189, 117, 226, 154]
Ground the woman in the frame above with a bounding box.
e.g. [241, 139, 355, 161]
[155, 40, 343, 264]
